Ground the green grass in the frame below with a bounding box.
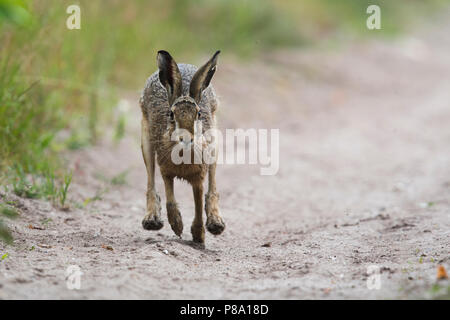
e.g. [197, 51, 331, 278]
[110, 170, 130, 186]
[429, 284, 450, 300]
[9, 166, 73, 207]
[0, 202, 19, 244]
[58, 171, 72, 208]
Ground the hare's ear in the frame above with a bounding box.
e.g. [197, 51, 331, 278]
[157, 50, 182, 105]
[189, 50, 220, 103]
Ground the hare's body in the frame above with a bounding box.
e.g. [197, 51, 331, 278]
[140, 64, 217, 184]
[139, 52, 225, 244]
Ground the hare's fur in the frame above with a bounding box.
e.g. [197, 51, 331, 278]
[139, 52, 225, 244]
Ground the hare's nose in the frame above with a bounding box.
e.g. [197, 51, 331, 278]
[179, 136, 192, 143]
[178, 135, 193, 144]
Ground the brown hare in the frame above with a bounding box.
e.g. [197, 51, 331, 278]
[139, 50, 225, 244]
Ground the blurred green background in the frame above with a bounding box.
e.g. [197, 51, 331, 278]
[0, 0, 447, 241]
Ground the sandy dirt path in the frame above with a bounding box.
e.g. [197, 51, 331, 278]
[1, 15, 449, 299]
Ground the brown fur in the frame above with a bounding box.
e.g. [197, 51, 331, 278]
[139, 51, 225, 243]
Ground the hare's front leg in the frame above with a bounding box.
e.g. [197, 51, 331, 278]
[205, 163, 225, 235]
[162, 175, 183, 236]
[141, 118, 163, 230]
[191, 183, 205, 243]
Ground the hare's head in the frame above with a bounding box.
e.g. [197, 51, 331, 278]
[157, 50, 220, 144]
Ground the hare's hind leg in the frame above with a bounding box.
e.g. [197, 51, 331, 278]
[141, 117, 163, 230]
[205, 163, 225, 235]
[162, 175, 183, 237]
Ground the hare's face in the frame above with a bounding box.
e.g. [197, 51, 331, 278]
[157, 49, 220, 148]
[168, 96, 211, 151]
[171, 97, 200, 141]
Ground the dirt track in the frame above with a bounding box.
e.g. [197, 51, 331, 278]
[1, 15, 450, 299]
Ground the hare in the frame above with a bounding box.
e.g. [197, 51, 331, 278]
[139, 50, 225, 243]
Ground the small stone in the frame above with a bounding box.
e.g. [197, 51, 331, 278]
[101, 244, 113, 251]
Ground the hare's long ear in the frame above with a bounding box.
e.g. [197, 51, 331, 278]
[157, 50, 182, 105]
[189, 50, 220, 103]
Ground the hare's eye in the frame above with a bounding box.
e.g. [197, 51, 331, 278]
[169, 111, 174, 120]
[197, 111, 201, 118]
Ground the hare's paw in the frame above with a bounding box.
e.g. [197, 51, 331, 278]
[191, 223, 205, 243]
[142, 215, 164, 230]
[142, 192, 163, 230]
[205, 192, 225, 235]
[167, 202, 183, 237]
[206, 215, 225, 235]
